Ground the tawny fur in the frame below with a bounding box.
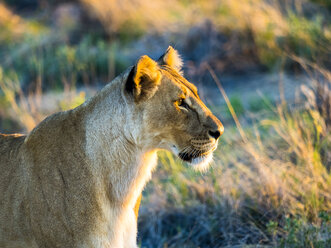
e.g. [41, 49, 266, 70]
[0, 47, 223, 248]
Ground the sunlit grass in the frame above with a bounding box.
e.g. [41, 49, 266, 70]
[80, 0, 330, 69]
[0, 3, 48, 43]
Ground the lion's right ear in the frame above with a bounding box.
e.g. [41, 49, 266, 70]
[158, 46, 183, 75]
[125, 55, 161, 102]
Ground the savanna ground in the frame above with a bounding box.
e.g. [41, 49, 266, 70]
[0, 0, 331, 247]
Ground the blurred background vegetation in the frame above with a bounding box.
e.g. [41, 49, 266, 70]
[0, 0, 330, 247]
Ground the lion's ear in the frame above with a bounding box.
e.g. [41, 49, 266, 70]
[158, 46, 183, 74]
[125, 55, 161, 102]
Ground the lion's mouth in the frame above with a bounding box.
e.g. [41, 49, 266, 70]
[178, 148, 215, 172]
[171, 142, 217, 171]
[178, 150, 208, 163]
[177, 145, 216, 163]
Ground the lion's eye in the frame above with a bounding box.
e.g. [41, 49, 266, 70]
[178, 98, 189, 109]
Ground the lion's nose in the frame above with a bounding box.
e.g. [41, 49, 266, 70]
[208, 130, 220, 140]
[208, 123, 224, 140]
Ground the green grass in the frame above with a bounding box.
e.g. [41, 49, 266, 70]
[248, 95, 273, 113]
[1, 36, 129, 90]
[227, 95, 245, 117]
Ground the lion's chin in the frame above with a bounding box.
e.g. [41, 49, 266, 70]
[189, 153, 213, 172]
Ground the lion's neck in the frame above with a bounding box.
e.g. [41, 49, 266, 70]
[82, 79, 157, 207]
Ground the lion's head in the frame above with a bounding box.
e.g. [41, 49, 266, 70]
[123, 46, 224, 171]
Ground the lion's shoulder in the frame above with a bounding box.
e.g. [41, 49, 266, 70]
[0, 133, 26, 152]
[0, 133, 26, 166]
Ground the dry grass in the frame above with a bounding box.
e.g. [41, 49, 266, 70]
[80, 0, 330, 68]
[0, 3, 47, 42]
[80, 0, 184, 35]
[139, 64, 331, 247]
[80, 0, 288, 34]
[0, 3, 27, 41]
[0, 66, 85, 132]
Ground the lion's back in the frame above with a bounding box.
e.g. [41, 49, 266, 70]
[0, 133, 26, 171]
[0, 133, 26, 149]
[0, 133, 33, 244]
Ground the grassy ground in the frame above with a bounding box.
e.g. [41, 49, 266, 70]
[138, 63, 331, 247]
[0, 0, 331, 247]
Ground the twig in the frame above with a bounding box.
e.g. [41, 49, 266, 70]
[206, 63, 248, 143]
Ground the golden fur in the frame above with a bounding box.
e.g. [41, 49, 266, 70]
[0, 47, 223, 248]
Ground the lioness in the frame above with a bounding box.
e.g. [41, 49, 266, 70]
[0, 47, 223, 248]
